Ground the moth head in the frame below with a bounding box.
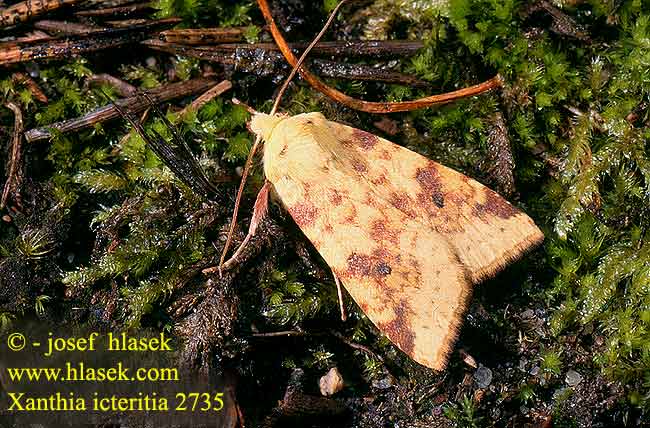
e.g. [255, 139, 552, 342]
[249, 112, 285, 142]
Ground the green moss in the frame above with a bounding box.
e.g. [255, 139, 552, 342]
[443, 395, 482, 428]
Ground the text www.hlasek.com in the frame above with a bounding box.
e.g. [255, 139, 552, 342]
[7, 363, 179, 382]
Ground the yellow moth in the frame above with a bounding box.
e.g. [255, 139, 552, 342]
[222, 111, 543, 371]
[108, 1, 543, 371]
[192, 0, 544, 372]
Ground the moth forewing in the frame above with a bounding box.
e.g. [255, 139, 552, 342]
[252, 112, 543, 370]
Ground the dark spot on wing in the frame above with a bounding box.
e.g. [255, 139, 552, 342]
[380, 150, 392, 160]
[415, 164, 445, 209]
[473, 189, 520, 220]
[378, 299, 416, 356]
[389, 192, 417, 218]
[375, 262, 392, 275]
[370, 220, 399, 245]
[289, 202, 319, 227]
[329, 189, 343, 205]
[352, 128, 379, 150]
[371, 175, 388, 185]
[353, 159, 368, 173]
[365, 193, 379, 208]
[346, 251, 393, 278]
[432, 193, 445, 208]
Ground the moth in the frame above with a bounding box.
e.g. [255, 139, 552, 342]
[222, 111, 543, 370]
[117, 0, 544, 371]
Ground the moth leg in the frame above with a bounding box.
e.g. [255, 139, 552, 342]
[333, 273, 347, 322]
[205, 180, 271, 274]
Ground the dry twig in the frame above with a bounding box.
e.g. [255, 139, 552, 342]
[484, 111, 515, 196]
[159, 27, 248, 45]
[143, 39, 424, 59]
[87, 73, 138, 97]
[256, 0, 502, 113]
[2, 103, 24, 209]
[178, 80, 233, 116]
[12, 73, 48, 103]
[75, 2, 154, 18]
[34, 20, 104, 35]
[25, 78, 218, 142]
[144, 40, 428, 87]
[0, 0, 83, 28]
[0, 18, 179, 66]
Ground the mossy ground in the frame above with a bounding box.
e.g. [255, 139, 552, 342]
[1, 0, 650, 426]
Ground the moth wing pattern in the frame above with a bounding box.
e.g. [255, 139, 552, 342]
[327, 118, 545, 284]
[255, 112, 543, 370]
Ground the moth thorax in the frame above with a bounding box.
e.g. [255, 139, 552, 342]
[249, 113, 285, 142]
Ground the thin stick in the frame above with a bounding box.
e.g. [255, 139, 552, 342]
[159, 27, 248, 45]
[0, 0, 83, 28]
[144, 40, 426, 86]
[75, 2, 153, 17]
[231, 98, 257, 115]
[25, 78, 217, 142]
[114, 107, 150, 153]
[0, 18, 179, 66]
[34, 20, 104, 35]
[12, 73, 48, 103]
[257, 0, 502, 113]
[2, 103, 24, 209]
[334, 274, 347, 322]
[178, 80, 233, 116]
[143, 39, 425, 58]
[108, 92, 220, 200]
[87, 73, 138, 97]
[82, 0, 140, 8]
[330, 330, 384, 362]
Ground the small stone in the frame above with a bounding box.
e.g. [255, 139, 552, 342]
[552, 387, 568, 401]
[473, 364, 493, 389]
[565, 369, 583, 387]
[530, 366, 540, 376]
[2, 215, 11, 222]
[371, 376, 394, 390]
[319, 367, 344, 396]
[518, 358, 528, 372]
[521, 309, 536, 319]
[459, 349, 477, 369]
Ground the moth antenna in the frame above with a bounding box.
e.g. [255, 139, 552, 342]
[206, 180, 271, 274]
[218, 134, 263, 271]
[217, 1, 347, 271]
[270, 0, 349, 116]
